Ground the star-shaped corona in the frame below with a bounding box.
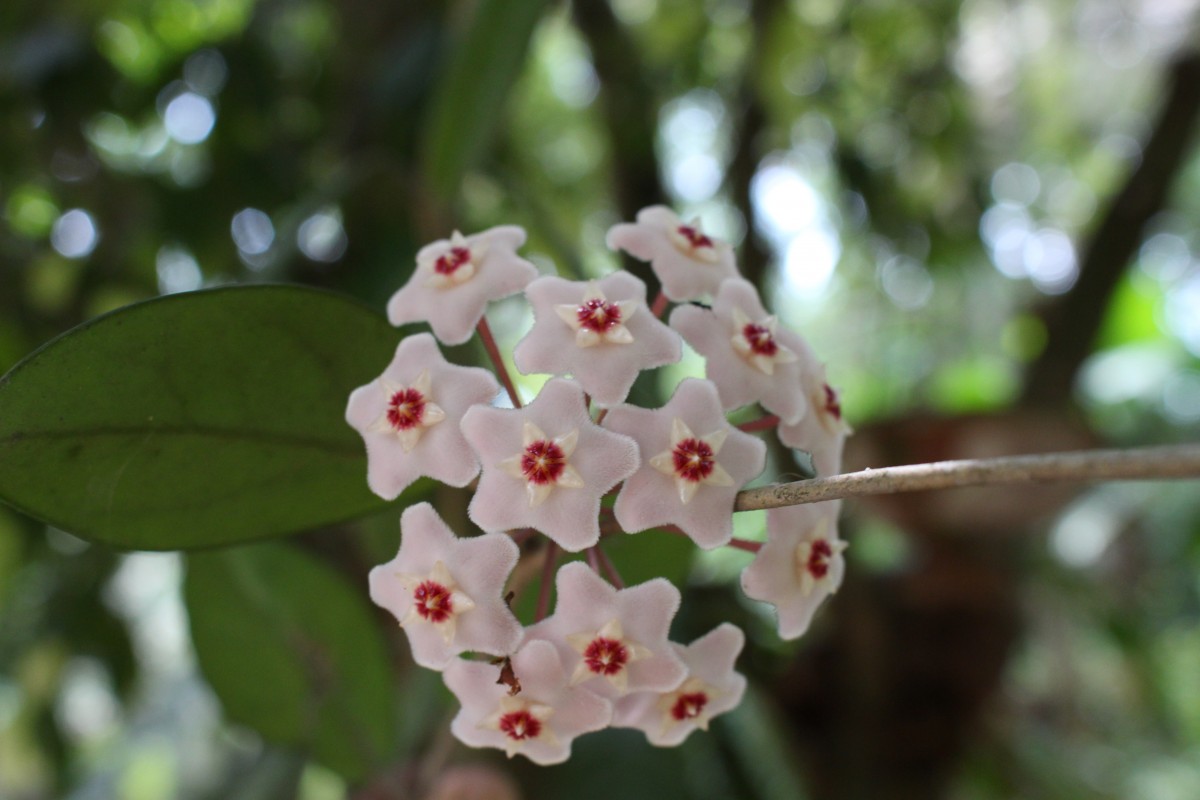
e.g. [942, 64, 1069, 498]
[565, 618, 652, 694]
[729, 307, 798, 376]
[478, 696, 558, 759]
[370, 370, 445, 452]
[554, 281, 636, 347]
[498, 422, 586, 507]
[649, 418, 734, 505]
[394, 560, 475, 643]
[421, 230, 480, 289]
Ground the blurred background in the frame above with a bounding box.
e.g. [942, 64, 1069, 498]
[1, 0, 1199, 798]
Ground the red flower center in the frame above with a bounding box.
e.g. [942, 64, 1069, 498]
[498, 710, 542, 741]
[671, 692, 709, 721]
[677, 224, 713, 250]
[576, 298, 623, 333]
[806, 539, 834, 580]
[742, 323, 778, 357]
[582, 637, 629, 676]
[822, 383, 842, 421]
[433, 246, 472, 276]
[386, 388, 426, 431]
[412, 580, 453, 623]
[521, 440, 567, 485]
[672, 438, 716, 483]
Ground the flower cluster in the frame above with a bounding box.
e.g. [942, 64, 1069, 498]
[347, 207, 851, 763]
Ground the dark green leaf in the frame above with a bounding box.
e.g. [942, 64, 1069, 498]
[0, 285, 398, 550]
[186, 542, 398, 782]
[420, 0, 551, 199]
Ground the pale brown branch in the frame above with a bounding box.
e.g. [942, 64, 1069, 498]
[734, 444, 1200, 511]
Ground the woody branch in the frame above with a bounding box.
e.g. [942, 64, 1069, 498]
[734, 444, 1200, 511]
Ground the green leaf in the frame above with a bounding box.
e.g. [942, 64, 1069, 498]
[186, 542, 398, 782]
[0, 285, 399, 550]
[421, 0, 551, 200]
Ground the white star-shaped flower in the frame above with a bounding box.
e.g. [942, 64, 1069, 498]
[524, 562, 686, 699]
[740, 501, 847, 640]
[461, 379, 639, 551]
[604, 379, 767, 549]
[606, 206, 739, 302]
[387, 225, 539, 345]
[670, 278, 816, 424]
[514, 272, 681, 407]
[613, 623, 747, 746]
[345, 333, 500, 500]
[368, 503, 523, 669]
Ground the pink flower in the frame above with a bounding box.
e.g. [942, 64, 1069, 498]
[444, 638, 612, 764]
[513, 272, 681, 407]
[669, 278, 815, 425]
[345, 333, 500, 500]
[778, 362, 852, 476]
[606, 206, 738, 302]
[613, 623, 747, 746]
[387, 226, 539, 345]
[603, 379, 767, 549]
[460, 379, 639, 551]
[368, 502, 523, 669]
[740, 501, 847, 640]
[524, 562, 686, 698]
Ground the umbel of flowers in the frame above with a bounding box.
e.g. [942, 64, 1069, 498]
[346, 208, 852, 764]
